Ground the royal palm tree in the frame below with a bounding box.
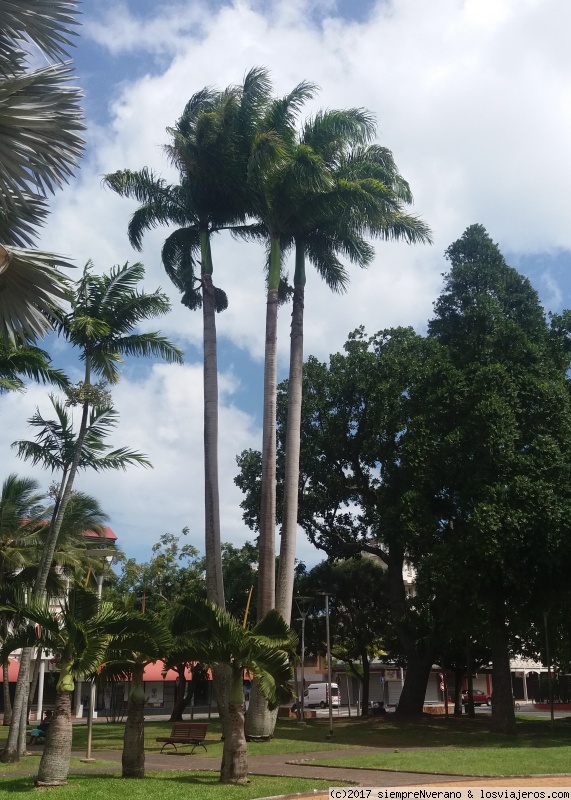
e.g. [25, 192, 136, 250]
[1, 261, 181, 763]
[0, 585, 167, 786]
[275, 116, 433, 623]
[104, 68, 272, 609]
[0, 0, 84, 341]
[245, 80, 319, 622]
[171, 597, 295, 783]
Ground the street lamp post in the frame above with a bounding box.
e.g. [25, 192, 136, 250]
[294, 597, 312, 724]
[323, 592, 333, 740]
[82, 550, 115, 763]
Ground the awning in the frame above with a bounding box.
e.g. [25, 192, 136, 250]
[0, 660, 20, 682]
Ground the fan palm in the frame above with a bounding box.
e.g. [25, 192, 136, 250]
[1, 261, 181, 763]
[0, 585, 167, 785]
[104, 68, 272, 609]
[171, 597, 295, 783]
[274, 117, 433, 623]
[0, 1, 84, 340]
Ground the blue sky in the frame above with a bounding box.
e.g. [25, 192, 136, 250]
[3, 0, 571, 570]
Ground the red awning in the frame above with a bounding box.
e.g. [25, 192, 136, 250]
[142, 662, 212, 681]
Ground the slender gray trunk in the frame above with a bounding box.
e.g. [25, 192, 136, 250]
[276, 282, 304, 623]
[258, 286, 279, 618]
[2, 660, 11, 725]
[202, 270, 224, 608]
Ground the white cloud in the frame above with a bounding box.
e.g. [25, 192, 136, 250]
[15, 0, 571, 567]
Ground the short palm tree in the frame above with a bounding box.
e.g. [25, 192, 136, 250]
[2, 261, 181, 763]
[104, 68, 272, 610]
[0, 585, 164, 786]
[0, 0, 84, 341]
[171, 597, 295, 783]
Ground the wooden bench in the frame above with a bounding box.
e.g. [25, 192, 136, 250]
[156, 722, 209, 755]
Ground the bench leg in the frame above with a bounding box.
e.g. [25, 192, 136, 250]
[160, 743, 177, 754]
[189, 743, 207, 755]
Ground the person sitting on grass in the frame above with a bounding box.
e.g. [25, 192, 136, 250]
[27, 710, 52, 744]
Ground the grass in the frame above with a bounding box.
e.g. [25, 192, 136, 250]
[0, 770, 340, 799]
[311, 747, 571, 776]
[0, 754, 117, 774]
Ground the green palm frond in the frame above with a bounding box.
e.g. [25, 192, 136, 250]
[0, 339, 69, 392]
[0, 245, 72, 341]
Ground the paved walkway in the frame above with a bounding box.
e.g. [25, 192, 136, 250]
[0, 745, 532, 787]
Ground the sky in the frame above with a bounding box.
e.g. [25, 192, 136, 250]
[3, 0, 571, 572]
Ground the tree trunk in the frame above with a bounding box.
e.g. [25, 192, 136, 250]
[220, 702, 249, 784]
[36, 689, 73, 786]
[276, 273, 305, 623]
[387, 547, 434, 718]
[202, 249, 224, 609]
[244, 681, 278, 741]
[2, 661, 12, 726]
[361, 650, 370, 716]
[170, 667, 191, 722]
[490, 595, 516, 735]
[122, 663, 146, 778]
[453, 667, 463, 716]
[0, 646, 31, 761]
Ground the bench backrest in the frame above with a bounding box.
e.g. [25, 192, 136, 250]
[170, 722, 208, 740]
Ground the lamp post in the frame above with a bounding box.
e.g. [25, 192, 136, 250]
[322, 592, 333, 740]
[294, 596, 312, 724]
[82, 550, 115, 763]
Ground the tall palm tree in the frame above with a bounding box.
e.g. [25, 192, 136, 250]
[0, 0, 84, 341]
[104, 68, 272, 609]
[275, 116, 433, 623]
[246, 80, 319, 621]
[171, 597, 295, 784]
[0, 585, 167, 786]
[1, 261, 182, 763]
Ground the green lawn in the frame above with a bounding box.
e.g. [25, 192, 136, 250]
[0, 771, 339, 799]
[0, 754, 117, 774]
[311, 746, 571, 776]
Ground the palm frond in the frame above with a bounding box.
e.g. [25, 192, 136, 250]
[0, 1, 80, 69]
[0, 244, 72, 341]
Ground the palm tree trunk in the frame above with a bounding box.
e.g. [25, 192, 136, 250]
[220, 671, 249, 784]
[122, 663, 146, 778]
[257, 236, 280, 619]
[2, 661, 12, 725]
[36, 689, 73, 786]
[276, 245, 305, 623]
[0, 647, 31, 761]
[201, 233, 224, 609]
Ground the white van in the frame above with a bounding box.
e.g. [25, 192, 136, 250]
[297, 682, 341, 709]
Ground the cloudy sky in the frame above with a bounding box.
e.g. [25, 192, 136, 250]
[3, 0, 571, 571]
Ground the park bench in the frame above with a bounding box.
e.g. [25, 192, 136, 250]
[156, 722, 209, 755]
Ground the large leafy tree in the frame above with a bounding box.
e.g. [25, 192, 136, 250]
[401, 225, 571, 733]
[104, 68, 272, 610]
[0, 0, 84, 340]
[0, 585, 167, 786]
[171, 597, 295, 784]
[1, 261, 181, 763]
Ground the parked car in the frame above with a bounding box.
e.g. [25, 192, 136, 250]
[462, 689, 491, 706]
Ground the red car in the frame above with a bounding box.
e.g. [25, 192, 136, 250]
[462, 689, 491, 706]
